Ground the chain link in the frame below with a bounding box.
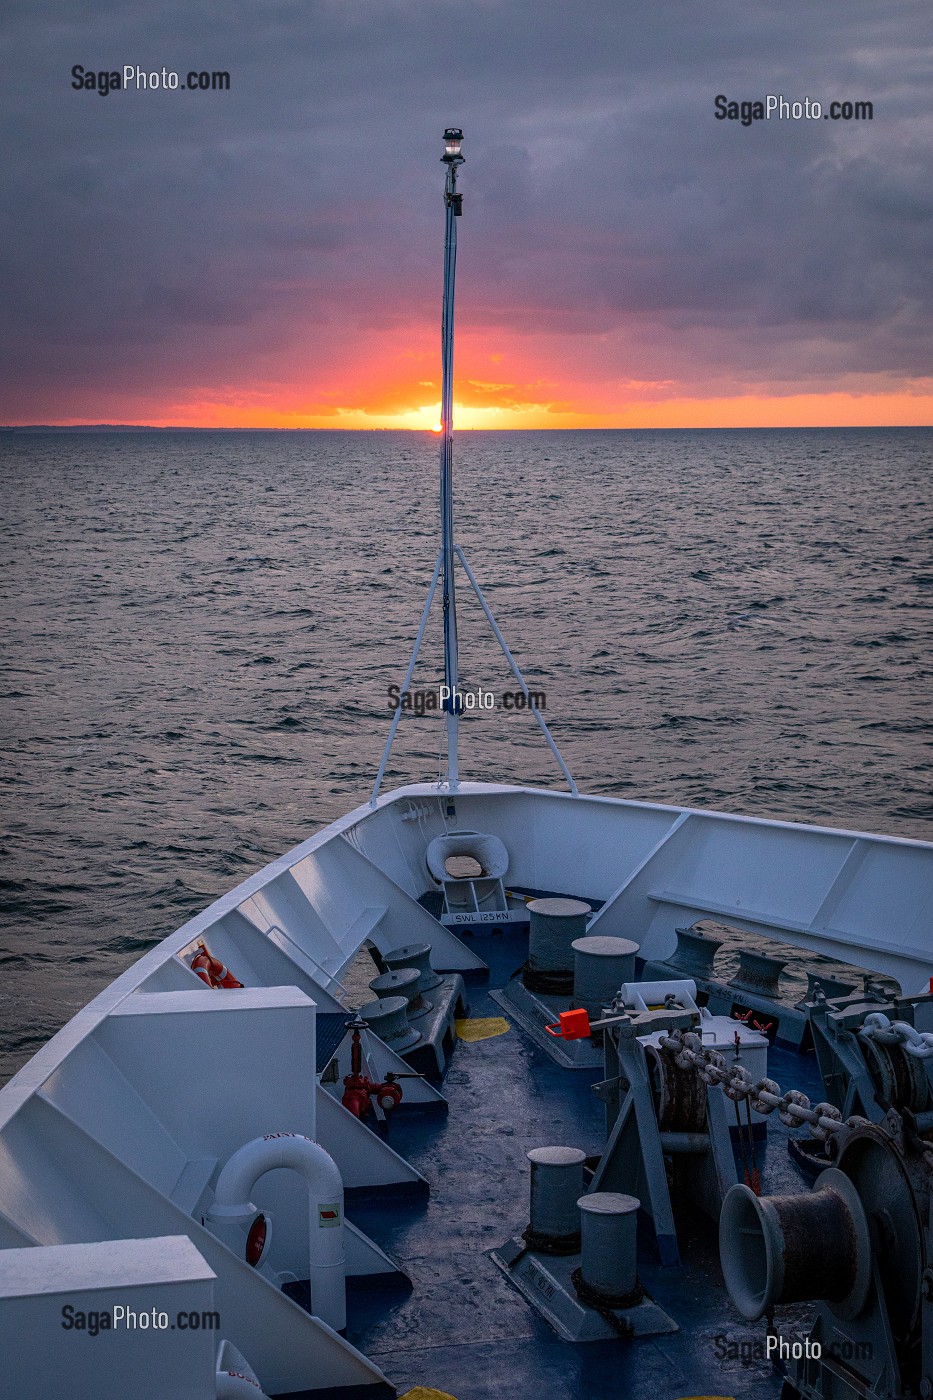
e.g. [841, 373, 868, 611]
[860, 1012, 933, 1060]
[658, 1029, 853, 1140]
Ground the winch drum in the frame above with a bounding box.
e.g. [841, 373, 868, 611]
[720, 1123, 927, 1343]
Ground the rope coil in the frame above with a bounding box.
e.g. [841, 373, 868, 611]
[520, 1224, 582, 1256]
[570, 1266, 642, 1332]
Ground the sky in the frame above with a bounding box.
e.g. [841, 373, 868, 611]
[1, 0, 931, 429]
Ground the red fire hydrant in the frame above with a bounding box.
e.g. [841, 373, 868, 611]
[341, 1022, 404, 1118]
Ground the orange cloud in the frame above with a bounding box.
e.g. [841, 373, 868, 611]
[119, 388, 931, 431]
[7, 320, 931, 429]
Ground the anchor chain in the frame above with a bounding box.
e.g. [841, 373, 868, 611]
[659, 1029, 850, 1142]
[859, 1012, 933, 1060]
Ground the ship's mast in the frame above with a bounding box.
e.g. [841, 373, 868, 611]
[369, 129, 577, 808]
[440, 126, 464, 791]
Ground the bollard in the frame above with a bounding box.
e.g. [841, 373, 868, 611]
[357, 995, 422, 1052]
[728, 949, 787, 1000]
[526, 898, 592, 993]
[572, 936, 638, 1022]
[383, 942, 444, 992]
[369, 967, 433, 1020]
[668, 925, 723, 980]
[577, 1193, 641, 1304]
[524, 1147, 587, 1252]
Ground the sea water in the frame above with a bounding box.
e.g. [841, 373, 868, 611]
[1, 427, 930, 1082]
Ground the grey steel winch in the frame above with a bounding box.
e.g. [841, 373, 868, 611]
[494, 961, 933, 1395]
[808, 984, 933, 1128]
[674, 995, 933, 1400]
[720, 1167, 872, 1323]
[617, 1012, 933, 1400]
[719, 1108, 933, 1400]
[655, 1026, 844, 1140]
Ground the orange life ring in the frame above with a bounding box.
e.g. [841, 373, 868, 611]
[190, 941, 243, 989]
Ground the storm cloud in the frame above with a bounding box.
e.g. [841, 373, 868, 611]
[1, 0, 931, 423]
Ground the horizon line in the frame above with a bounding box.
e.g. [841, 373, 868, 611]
[3, 422, 932, 433]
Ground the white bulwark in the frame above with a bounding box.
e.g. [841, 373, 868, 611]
[0, 1236, 218, 1399]
[0, 779, 930, 1396]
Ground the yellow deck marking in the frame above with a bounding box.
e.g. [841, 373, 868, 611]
[399, 1390, 459, 1400]
[455, 1016, 510, 1042]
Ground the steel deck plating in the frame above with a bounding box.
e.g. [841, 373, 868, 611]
[346, 930, 824, 1400]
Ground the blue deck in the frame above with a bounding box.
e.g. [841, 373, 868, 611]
[344, 930, 825, 1400]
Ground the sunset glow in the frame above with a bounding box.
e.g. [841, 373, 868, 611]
[2, 6, 930, 433]
[5, 309, 930, 430]
[18, 388, 932, 432]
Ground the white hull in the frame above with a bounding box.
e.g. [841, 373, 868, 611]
[1, 780, 931, 1396]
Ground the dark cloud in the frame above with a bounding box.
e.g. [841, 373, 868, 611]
[0, 0, 930, 417]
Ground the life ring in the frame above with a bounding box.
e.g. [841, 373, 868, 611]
[190, 941, 243, 989]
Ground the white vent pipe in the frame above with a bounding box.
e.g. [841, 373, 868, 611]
[210, 1133, 346, 1331]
